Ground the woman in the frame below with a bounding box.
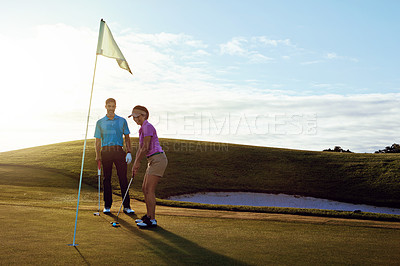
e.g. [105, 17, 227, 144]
[128, 105, 168, 228]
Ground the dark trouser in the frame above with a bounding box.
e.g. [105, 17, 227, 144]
[101, 146, 130, 209]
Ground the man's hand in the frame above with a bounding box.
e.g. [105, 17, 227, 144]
[95, 138, 102, 162]
[126, 153, 132, 164]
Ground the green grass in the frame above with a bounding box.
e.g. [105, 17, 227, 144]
[0, 138, 399, 220]
[1, 165, 400, 265]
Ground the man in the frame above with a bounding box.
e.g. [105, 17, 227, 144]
[94, 98, 134, 214]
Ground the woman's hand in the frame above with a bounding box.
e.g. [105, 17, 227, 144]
[132, 161, 141, 175]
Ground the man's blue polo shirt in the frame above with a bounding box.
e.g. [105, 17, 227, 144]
[94, 115, 130, 147]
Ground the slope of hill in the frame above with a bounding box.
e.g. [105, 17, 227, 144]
[1, 138, 399, 209]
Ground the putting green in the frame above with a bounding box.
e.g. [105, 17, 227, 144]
[1, 165, 399, 265]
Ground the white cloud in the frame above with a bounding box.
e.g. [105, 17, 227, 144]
[252, 36, 293, 47]
[248, 52, 273, 63]
[150, 91, 400, 153]
[219, 36, 298, 63]
[326, 52, 338, 59]
[0, 25, 397, 153]
[301, 51, 359, 65]
[219, 36, 274, 63]
[193, 49, 211, 56]
[324, 52, 359, 62]
[219, 37, 248, 56]
[131, 32, 207, 49]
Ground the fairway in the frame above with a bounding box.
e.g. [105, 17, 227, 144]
[1, 165, 400, 265]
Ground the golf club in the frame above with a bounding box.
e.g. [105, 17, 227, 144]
[111, 172, 134, 227]
[93, 160, 101, 216]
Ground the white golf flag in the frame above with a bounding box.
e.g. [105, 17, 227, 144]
[96, 19, 132, 74]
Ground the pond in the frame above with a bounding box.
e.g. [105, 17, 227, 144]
[168, 192, 400, 215]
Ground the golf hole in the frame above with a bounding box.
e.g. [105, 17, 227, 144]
[168, 192, 400, 215]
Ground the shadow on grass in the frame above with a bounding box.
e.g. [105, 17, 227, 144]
[105, 212, 138, 224]
[117, 217, 248, 265]
[73, 246, 90, 266]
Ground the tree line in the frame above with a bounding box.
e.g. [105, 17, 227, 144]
[322, 143, 400, 153]
[374, 143, 400, 153]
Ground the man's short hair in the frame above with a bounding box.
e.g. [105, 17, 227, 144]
[106, 98, 116, 105]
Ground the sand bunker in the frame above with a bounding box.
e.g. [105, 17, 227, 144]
[168, 192, 400, 215]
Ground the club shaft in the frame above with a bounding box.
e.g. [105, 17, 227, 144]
[116, 176, 134, 219]
[98, 173, 101, 212]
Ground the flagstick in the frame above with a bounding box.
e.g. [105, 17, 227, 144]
[68, 54, 99, 247]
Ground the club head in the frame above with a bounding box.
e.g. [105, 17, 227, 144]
[93, 212, 100, 216]
[111, 222, 120, 227]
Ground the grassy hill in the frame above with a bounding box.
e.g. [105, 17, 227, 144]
[0, 138, 399, 210]
[2, 139, 400, 264]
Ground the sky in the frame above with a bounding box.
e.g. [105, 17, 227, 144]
[0, 0, 399, 153]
